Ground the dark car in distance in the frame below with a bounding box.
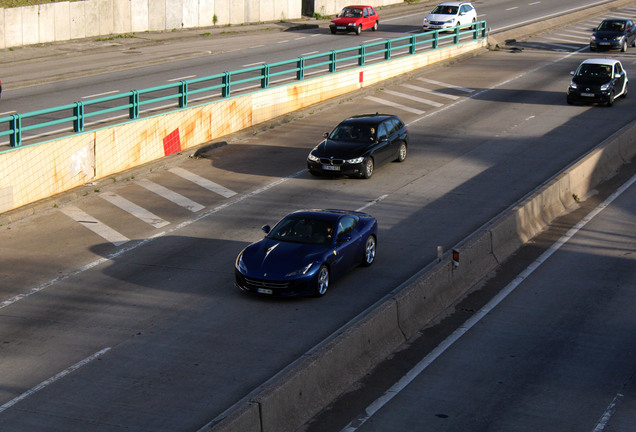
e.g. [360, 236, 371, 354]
[590, 18, 636, 52]
[566, 58, 628, 106]
[235, 209, 378, 298]
[307, 114, 408, 179]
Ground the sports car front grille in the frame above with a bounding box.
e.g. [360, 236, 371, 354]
[243, 276, 289, 290]
[319, 158, 345, 165]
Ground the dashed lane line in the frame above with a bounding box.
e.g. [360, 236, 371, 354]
[59, 205, 129, 246]
[100, 192, 170, 228]
[136, 178, 204, 212]
[169, 167, 237, 198]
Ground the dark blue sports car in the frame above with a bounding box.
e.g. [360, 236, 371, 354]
[235, 209, 378, 297]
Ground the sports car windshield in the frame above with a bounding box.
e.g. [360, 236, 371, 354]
[328, 123, 376, 143]
[267, 216, 336, 245]
[431, 5, 458, 14]
[338, 7, 363, 18]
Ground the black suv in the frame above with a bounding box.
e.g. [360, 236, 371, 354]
[307, 114, 408, 179]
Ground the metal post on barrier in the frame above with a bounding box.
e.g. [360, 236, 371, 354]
[297, 57, 305, 81]
[179, 80, 188, 108]
[129, 90, 140, 119]
[73, 102, 85, 132]
[385, 40, 392, 60]
[329, 51, 337, 73]
[454, 26, 460, 44]
[261, 64, 270, 89]
[222, 72, 231, 97]
[410, 34, 417, 54]
[433, 31, 439, 49]
[358, 45, 366, 66]
[9, 114, 21, 147]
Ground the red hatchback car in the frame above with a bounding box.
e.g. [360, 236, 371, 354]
[330, 5, 379, 35]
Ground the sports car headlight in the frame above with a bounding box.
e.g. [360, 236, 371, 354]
[601, 82, 611, 91]
[348, 23, 356, 26]
[308, 153, 320, 162]
[236, 253, 247, 273]
[590, 35, 596, 41]
[346, 157, 365, 164]
[286, 262, 314, 277]
[569, 81, 577, 89]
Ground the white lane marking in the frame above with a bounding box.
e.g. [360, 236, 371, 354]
[59, 205, 129, 246]
[506, 6, 519, 11]
[250, 44, 265, 48]
[593, 393, 624, 432]
[401, 84, 460, 100]
[365, 38, 383, 43]
[0, 347, 111, 414]
[528, 2, 541, 5]
[136, 178, 204, 212]
[382, 89, 444, 107]
[277, 40, 290, 44]
[0, 110, 16, 116]
[242, 62, 264, 67]
[100, 192, 170, 228]
[295, 37, 306, 40]
[365, 96, 425, 115]
[1, 170, 305, 311]
[81, 90, 119, 99]
[418, 77, 474, 93]
[169, 167, 237, 198]
[341, 172, 636, 432]
[301, 51, 319, 56]
[167, 75, 196, 82]
[356, 195, 388, 212]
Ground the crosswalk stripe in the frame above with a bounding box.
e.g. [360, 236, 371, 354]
[59, 205, 129, 246]
[136, 179, 204, 212]
[169, 167, 237, 198]
[401, 84, 461, 100]
[100, 192, 170, 228]
[418, 77, 474, 93]
[365, 96, 426, 115]
[382, 89, 444, 107]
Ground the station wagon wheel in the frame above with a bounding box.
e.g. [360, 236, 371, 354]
[396, 142, 407, 162]
[362, 158, 374, 179]
[361, 236, 376, 267]
[356, 25, 362, 35]
[372, 21, 378, 31]
[315, 265, 329, 296]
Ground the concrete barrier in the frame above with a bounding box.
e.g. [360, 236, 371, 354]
[0, 38, 486, 217]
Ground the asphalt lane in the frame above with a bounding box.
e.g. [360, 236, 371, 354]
[301, 165, 636, 432]
[1, 2, 636, 432]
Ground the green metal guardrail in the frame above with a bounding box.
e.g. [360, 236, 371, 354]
[0, 22, 487, 150]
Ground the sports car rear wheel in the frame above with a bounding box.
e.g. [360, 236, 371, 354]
[315, 265, 329, 296]
[361, 236, 376, 267]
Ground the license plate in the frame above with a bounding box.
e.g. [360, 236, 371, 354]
[257, 288, 273, 295]
[322, 165, 340, 171]
[581, 92, 595, 97]
[600, 42, 610, 45]
[337, 26, 346, 30]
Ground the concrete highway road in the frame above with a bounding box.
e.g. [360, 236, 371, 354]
[301, 162, 636, 432]
[1, 2, 635, 432]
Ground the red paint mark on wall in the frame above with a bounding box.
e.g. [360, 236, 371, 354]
[359, 71, 364, 83]
[163, 129, 181, 156]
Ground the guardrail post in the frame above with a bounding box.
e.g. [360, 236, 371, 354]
[329, 50, 337, 73]
[385, 40, 391, 60]
[129, 90, 140, 119]
[454, 26, 460, 44]
[9, 114, 21, 147]
[410, 34, 417, 54]
[179, 80, 188, 108]
[222, 72, 231, 97]
[433, 31, 439, 49]
[358, 45, 366, 66]
[73, 101, 85, 132]
[297, 57, 305, 81]
[261, 64, 270, 89]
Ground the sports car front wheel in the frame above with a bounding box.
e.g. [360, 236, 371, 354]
[361, 236, 376, 267]
[315, 265, 329, 296]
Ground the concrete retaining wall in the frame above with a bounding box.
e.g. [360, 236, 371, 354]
[202, 116, 636, 432]
[0, 0, 401, 49]
[0, 38, 485, 215]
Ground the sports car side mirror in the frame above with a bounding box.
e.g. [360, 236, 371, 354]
[262, 225, 271, 234]
[323, 132, 329, 138]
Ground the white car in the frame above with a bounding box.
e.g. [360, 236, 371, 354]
[423, 1, 477, 31]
